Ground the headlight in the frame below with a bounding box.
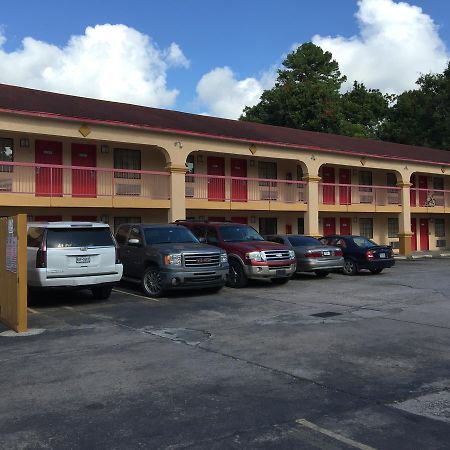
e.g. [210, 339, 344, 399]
[164, 254, 182, 265]
[245, 251, 266, 262]
[220, 253, 228, 263]
[289, 250, 296, 259]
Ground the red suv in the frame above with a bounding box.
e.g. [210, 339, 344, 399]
[178, 221, 296, 288]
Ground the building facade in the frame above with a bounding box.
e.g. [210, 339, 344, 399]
[1, 84, 450, 255]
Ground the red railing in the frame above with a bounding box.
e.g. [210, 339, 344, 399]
[0, 161, 170, 199]
[410, 188, 450, 208]
[319, 183, 402, 206]
[185, 174, 306, 203]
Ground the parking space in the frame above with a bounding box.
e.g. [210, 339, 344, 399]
[2, 260, 450, 449]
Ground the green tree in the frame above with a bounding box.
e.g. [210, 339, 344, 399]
[340, 81, 392, 139]
[381, 62, 450, 150]
[240, 43, 346, 134]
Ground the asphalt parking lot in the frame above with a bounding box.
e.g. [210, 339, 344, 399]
[2, 260, 450, 449]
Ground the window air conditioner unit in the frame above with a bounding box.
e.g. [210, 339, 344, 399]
[116, 183, 141, 196]
[0, 178, 12, 191]
[360, 194, 373, 203]
[436, 240, 446, 248]
[389, 241, 400, 249]
[185, 186, 194, 197]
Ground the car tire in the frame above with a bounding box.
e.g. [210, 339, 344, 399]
[370, 268, 383, 274]
[227, 260, 248, 288]
[314, 271, 329, 277]
[91, 286, 113, 300]
[342, 258, 358, 276]
[271, 277, 289, 285]
[142, 266, 165, 298]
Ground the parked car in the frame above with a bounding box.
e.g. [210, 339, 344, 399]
[265, 234, 344, 277]
[178, 221, 296, 287]
[27, 221, 123, 299]
[115, 223, 228, 297]
[320, 235, 395, 275]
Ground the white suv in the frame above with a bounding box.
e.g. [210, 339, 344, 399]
[27, 222, 123, 299]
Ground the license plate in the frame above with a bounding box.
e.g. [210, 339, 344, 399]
[322, 251, 331, 256]
[276, 269, 286, 276]
[379, 253, 386, 259]
[76, 256, 90, 264]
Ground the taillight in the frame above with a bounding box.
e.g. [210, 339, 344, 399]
[115, 245, 121, 264]
[36, 238, 47, 268]
[366, 250, 374, 260]
[334, 249, 343, 257]
[305, 251, 322, 258]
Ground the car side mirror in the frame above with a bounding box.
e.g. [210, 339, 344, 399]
[128, 238, 141, 246]
[198, 237, 206, 244]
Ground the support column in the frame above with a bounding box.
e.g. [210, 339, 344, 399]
[303, 175, 321, 237]
[166, 163, 187, 222]
[397, 182, 412, 256]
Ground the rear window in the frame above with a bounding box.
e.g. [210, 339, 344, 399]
[144, 227, 199, 244]
[352, 237, 377, 248]
[46, 228, 114, 248]
[288, 236, 320, 246]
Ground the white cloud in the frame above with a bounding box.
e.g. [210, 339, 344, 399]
[0, 24, 190, 108]
[195, 66, 277, 119]
[312, 0, 449, 94]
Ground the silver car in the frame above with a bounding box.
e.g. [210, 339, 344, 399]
[265, 234, 344, 277]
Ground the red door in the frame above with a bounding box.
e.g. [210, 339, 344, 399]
[231, 158, 247, 201]
[207, 156, 225, 201]
[72, 144, 97, 197]
[72, 216, 97, 222]
[35, 140, 63, 197]
[231, 217, 248, 224]
[339, 169, 351, 205]
[418, 176, 428, 206]
[411, 218, 417, 251]
[419, 218, 429, 250]
[323, 217, 336, 236]
[410, 175, 417, 206]
[322, 167, 335, 204]
[340, 217, 352, 235]
[34, 215, 62, 222]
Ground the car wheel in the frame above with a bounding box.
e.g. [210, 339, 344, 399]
[314, 271, 329, 278]
[370, 268, 383, 274]
[227, 260, 248, 288]
[342, 259, 358, 276]
[91, 286, 113, 300]
[271, 277, 289, 285]
[142, 266, 165, 297]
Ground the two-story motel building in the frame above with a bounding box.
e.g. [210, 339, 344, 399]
[1, 83, 450, 256]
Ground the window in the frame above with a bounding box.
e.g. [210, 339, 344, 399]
[435, 219, 445, 237]
[0, 137, 13, 172]
[219, 225, 264, 242]
[388, 218, 399, 238]
[359, 171, 372, 190]
[433, 177, 444, 190]
[27, 227, 45, 248]
[185, 154, 195, 183]
[114, 217, 141, 233]
[359, 218, 373, 238]
[115, 225, 130, 245]
[143, 227, 198, 244]
[259, 218, 277, 236]
[258, 161, 277, 186]
[206, 227, 220, 245]
[297, 218, 305, 235]
[46, 228, 114, 248]
[288, 236, 321, 246]
[114, 148, 141, 179]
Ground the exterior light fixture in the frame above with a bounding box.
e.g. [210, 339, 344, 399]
[19, 137, 30, 148]
[174, 140, 183, 148]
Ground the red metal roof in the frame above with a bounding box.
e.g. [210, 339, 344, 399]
[0, 83, 449, 166]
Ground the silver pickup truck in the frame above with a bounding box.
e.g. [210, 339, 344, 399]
[116, 223, 229, 297]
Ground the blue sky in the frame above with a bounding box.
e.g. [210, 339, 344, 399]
[0, 0, 449, 118]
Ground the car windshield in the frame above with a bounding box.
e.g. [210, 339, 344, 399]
[352, 236, 378, 248]
[219, 225, 264, 242]
[144, 227, 199, 244]
[46, 228, 114, 248]
[288, 236, 321, 246]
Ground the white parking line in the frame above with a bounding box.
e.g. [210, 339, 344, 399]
[112, 288, 160, 302]
[27, 307, 40, 315]
[295, 419, 377, 450]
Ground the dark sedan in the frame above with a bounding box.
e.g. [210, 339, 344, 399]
[320, 235, 395, 275]
[265, 234, 344, 277]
